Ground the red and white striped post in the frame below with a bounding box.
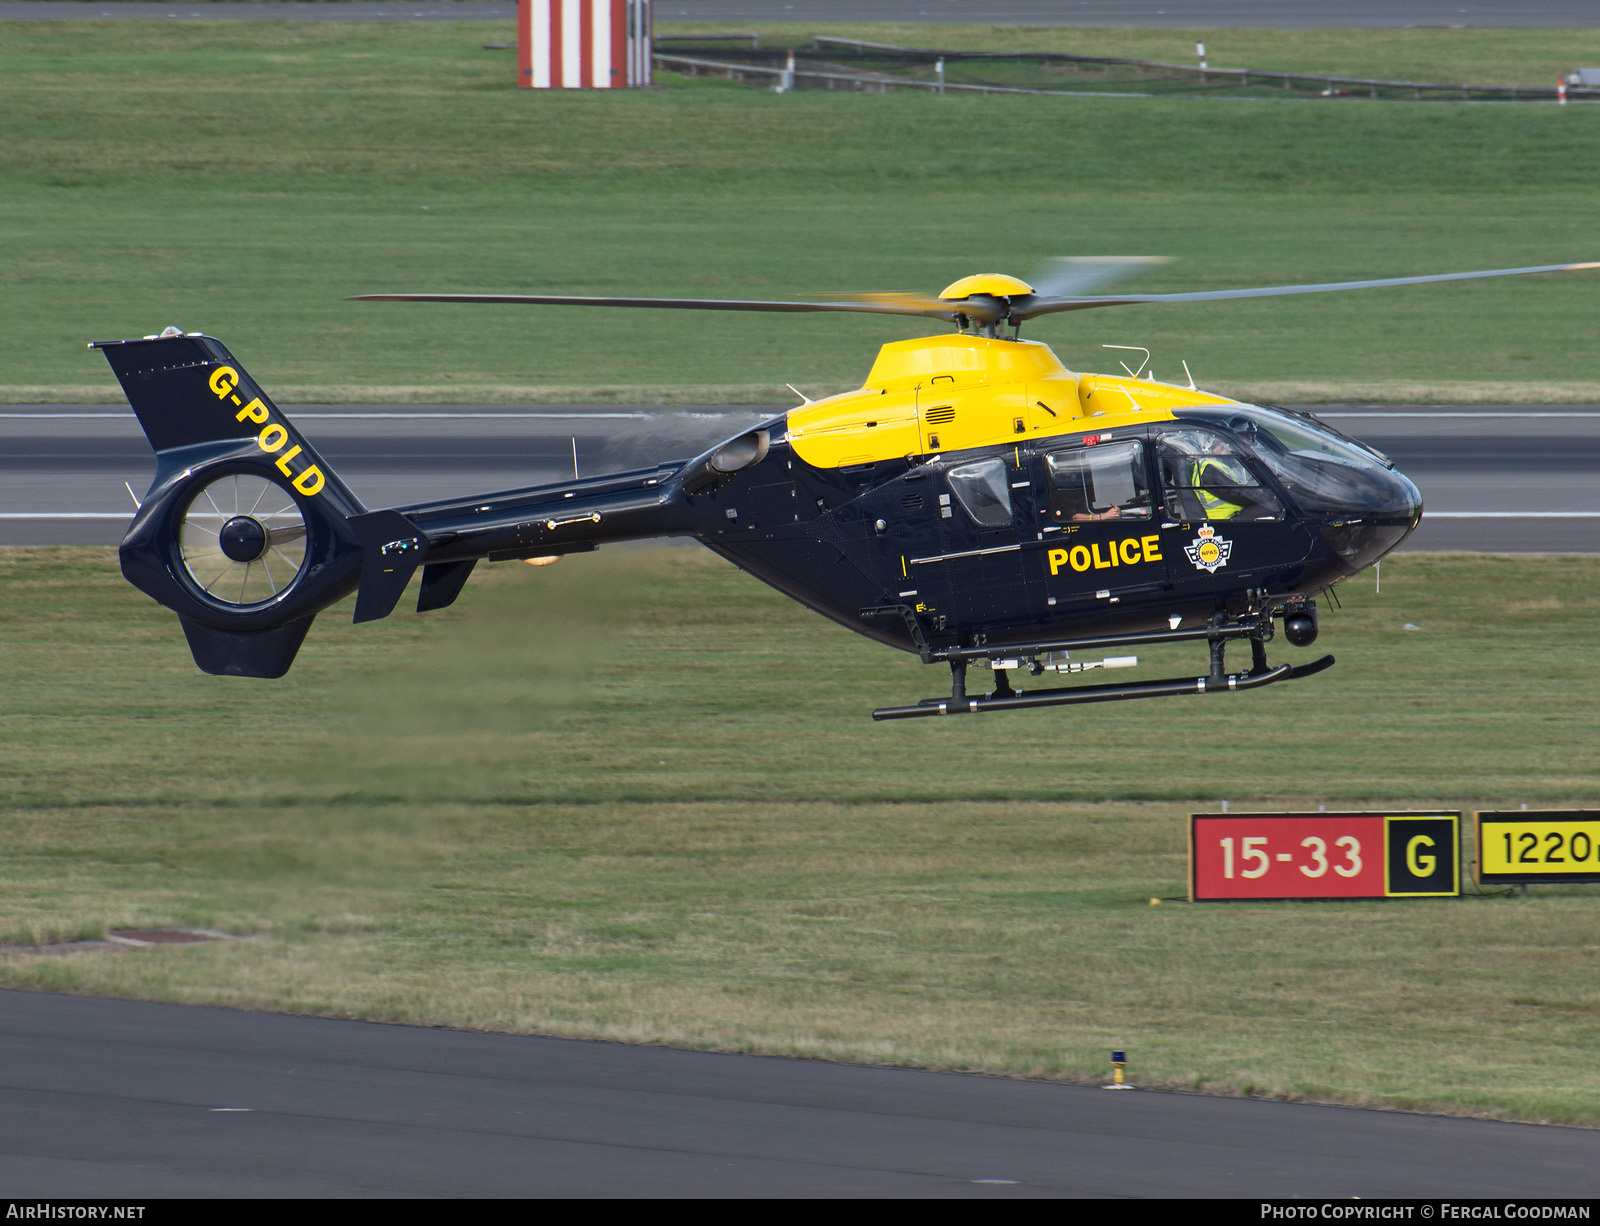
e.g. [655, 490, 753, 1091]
[518, 0, 652, 90]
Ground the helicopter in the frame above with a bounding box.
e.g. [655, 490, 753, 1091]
[94, 257, 1597, 719]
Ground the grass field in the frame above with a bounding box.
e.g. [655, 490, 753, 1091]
[2, 546, 1599, 1124]
[4, 21, 1600, 402]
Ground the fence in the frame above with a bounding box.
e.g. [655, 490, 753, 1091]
[655, 36, 1600, 103]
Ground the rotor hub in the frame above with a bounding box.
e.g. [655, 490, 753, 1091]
[218, 515, 269, 563]
[938, 273, 1035, 300]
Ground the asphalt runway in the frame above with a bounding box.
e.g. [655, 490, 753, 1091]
[1, 988, 1596, 1198]
[3, 403, 1596, 552]
[3, 1, 1596, 28]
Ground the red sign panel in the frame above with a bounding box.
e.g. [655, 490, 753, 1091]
[1192, 813, 1383, 900]
[1189, 812, 1459, 901]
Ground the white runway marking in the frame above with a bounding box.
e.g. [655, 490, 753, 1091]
[1424, 512, 1600, 518]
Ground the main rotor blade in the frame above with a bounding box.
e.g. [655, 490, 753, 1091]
[807, 290, 960, 312]
[349, 292, 961, 323]
[355, 261, 1599, 329]
[1026, 256, 1169, 299]
[1013, 260, 1600, 320]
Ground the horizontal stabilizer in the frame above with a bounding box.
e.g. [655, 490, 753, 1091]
[417, 559, 477, 613]
[350, 509, 428, 624]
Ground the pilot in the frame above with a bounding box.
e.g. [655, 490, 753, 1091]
[1191, 439, 1246, 520]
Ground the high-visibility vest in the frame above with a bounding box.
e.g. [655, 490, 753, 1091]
[1191, 458, 1242, 520]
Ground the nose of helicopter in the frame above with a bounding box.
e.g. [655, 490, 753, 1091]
[1318, 465, 1423, 573]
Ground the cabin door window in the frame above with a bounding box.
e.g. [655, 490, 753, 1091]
[1156, 428, 1282, 523]
[946, 458, 1014, 528]
[1043, 440, 1154, 525]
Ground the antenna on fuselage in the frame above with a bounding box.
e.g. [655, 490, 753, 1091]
[785, 384, 814, 405]
[1102, 345, 1151, 379]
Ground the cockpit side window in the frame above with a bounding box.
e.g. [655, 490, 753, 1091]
[1158, 428, 1283, 522]
[946, 457, 1014, 527]
[1044, 440, 1152, 523]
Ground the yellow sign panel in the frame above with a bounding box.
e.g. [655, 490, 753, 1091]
[1476, 811, 1600, 883]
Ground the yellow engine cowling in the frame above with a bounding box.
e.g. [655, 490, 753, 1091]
[787, 336, 1085, 466]
[784, 335, 1239, 469]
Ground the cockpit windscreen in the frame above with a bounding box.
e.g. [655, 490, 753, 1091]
[1174, 405, 1416, 518]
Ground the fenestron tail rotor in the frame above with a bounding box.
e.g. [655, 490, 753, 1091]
[177, 473, 309, 608]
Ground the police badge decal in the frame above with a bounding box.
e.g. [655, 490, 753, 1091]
[1184, 523, 1233, 573]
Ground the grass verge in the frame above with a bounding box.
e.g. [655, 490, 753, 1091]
[2, 545, 1598, 1123]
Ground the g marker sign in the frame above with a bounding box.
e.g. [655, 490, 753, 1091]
[1190, 812, 1459, 901]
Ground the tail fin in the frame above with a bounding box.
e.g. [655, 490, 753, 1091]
[96, 333, 425, 677]
[97, 332, 361, 503]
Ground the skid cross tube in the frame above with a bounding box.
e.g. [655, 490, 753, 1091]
[917, 613, 1275, 667]
[878, 609, 1332, 719]
[873, 653, 1334, 720]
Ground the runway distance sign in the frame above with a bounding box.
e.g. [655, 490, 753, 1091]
[1189, 812, 1459, 901]
[1476, 810, 1600, 885]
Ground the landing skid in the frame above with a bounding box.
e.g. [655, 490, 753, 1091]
[872, 613, 1334, 720]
